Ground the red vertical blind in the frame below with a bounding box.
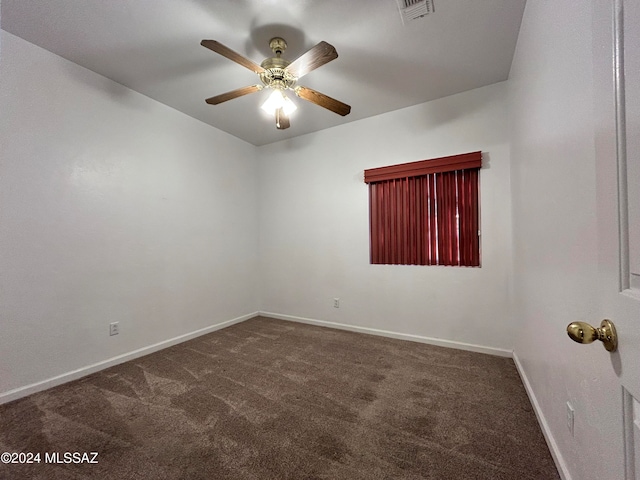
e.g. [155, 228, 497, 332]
[364, 152, 481, 267]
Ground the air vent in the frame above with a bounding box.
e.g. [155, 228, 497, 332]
[396, 0, 435, 25]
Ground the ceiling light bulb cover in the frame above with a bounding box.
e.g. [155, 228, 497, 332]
[261, 89, 297, 116]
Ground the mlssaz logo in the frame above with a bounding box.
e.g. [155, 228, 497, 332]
[45, 452, 99, 464]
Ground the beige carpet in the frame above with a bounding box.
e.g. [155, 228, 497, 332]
[0, 316, 559, 479]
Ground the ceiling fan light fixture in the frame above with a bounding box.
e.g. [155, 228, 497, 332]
[261, 89, 297, 116]
[201, 37, 350, 130]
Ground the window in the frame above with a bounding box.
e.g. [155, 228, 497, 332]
[364, 151, 481, 266]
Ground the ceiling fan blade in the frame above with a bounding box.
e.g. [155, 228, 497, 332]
[205, 85, 263, 105]
[285, 41, 338, 79]
[275, 108, 290, 130]
[201, 40, 265, 74]
[294, 86, 351, 116]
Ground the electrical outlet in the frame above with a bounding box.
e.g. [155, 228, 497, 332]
[566, 401, 574, 436]
[109, 322, 119, 336]
[333, 298, 340, 308]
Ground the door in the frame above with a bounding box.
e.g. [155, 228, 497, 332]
[593, 0, 640, 478]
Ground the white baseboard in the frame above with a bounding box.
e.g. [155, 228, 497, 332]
[260, 311, 513, 358]
[512, 351, 571, 480]
[0, 312, 259, 405]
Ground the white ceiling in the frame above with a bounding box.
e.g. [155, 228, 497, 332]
[1, 0, 526, 146]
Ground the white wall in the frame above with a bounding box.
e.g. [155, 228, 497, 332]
[258, 82, 513, 353]
[0, 31, 260, 399]
[509, 2, 622, 479]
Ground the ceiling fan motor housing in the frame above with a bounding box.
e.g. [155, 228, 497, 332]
[260, 61, 296, 91]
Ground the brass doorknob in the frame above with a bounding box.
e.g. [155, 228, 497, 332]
[566, 319, 617, 352]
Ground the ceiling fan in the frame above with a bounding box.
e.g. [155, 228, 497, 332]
[201, 37, 351, 130]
